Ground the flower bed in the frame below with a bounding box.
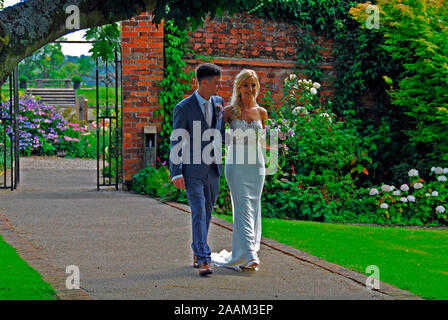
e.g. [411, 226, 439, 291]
[0, 95, 104, 159]
[131, 73, 447, 226]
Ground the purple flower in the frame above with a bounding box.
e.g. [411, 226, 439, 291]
[288, 129, 295, 137]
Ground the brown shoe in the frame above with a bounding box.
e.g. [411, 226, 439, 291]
[193, 254, 199, 268]
[198, 261, 213, 276]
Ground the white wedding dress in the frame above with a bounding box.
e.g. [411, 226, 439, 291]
[211, 118, 265, 271]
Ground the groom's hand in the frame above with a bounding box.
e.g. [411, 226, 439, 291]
[173, 176, 185, 189]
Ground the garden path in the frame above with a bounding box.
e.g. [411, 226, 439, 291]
[0, 156, 404, 300]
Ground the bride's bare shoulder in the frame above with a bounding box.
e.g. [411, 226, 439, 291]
[256, 105, 268, 118]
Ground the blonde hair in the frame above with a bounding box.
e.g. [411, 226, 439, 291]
[230, 69, 261, 119]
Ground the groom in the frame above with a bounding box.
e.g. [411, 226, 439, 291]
[169, 63, 225, 276]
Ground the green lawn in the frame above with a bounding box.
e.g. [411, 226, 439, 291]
[77, 87, 121, 106]
[1, 87, 121, 108]
[214, 213, 448, 300]
[0, 234, 56, 300]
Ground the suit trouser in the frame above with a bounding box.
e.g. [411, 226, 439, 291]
[184, 164, 220, 264]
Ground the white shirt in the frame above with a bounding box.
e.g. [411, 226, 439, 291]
[194, 89, 213, 120]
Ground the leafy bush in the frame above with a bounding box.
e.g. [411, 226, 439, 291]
[260, 74, 370, 221]
[131, 159, 188, 204]
[350, 0, 448, 163]
[71, 75, 82, 83]
[366, 167, 447, 225]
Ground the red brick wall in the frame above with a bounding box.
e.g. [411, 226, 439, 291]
[121, 12, 164, 184]
[121, 11, 337, 186]
[183, 12, 336, 103]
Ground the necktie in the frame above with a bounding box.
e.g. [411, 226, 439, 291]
[204, 101, 211, 127]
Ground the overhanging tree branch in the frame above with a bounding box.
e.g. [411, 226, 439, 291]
[0, 0, 156, 83]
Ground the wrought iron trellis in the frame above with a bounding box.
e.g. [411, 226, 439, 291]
[0, 66, 20, 190]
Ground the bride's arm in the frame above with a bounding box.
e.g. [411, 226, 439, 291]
[223, 106, 233, 146]
[259, 107, 272, 149]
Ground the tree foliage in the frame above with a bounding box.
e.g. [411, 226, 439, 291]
[351, 0, 448, 163]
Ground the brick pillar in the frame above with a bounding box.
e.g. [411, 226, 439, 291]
[121, 12, 164, 188]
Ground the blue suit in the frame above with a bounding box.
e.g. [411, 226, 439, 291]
[169, 92, 226, 264]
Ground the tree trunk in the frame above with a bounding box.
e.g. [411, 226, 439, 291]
[0, 0, 157, 84]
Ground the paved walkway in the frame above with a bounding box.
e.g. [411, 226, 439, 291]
[0, 156, 415, 300]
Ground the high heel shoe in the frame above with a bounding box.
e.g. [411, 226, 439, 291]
[243, 259, 259, 270]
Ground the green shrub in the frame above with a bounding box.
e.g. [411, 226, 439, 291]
[71, 75, 82, 83]
[366, 167, 447, 225]
[260, 74, 369, 221]
[131, 161, 188, 204]
[351, 0, 448, 163]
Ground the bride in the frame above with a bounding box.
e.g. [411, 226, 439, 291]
[211, 69, 268, 271]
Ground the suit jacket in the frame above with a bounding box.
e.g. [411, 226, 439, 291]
[169, 93, 226, 180]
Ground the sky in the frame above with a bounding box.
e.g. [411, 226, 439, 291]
[4, 0, 93, 56]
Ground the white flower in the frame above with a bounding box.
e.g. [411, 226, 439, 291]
[436, 206, 446, 213]
[431, 167, 436, 172]
[443, 168, 448, 174]
[431, 191, 439, 197]
[381, 185, 391, 192]
[310, 87, 317, 95]
[413, 183, 423, 190]
[292, 106, 309, 115]
[380, 203, 389, 209]
[400, 197, 408, 203]
[425, 193, 431, 197]
[400, 184, 410, 192]
[313, 82, 321, 89]
[437, 175, 447, 182]
[435, 167, 443, 174]
[289, 74, 297, 81]
[319, 113, 332, 123]
[390, 186, 396, 191]
[369, 188, 379, 196]
[407, 195, 416, 202]
[393, 190, 401, 196]
[408, 169, 419, 177]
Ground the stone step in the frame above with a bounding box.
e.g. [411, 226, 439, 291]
[26, 88, 77, 107]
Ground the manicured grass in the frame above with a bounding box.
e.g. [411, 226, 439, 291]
[0, 234, 56, 300]
[77, 87, 121, 106]
[1, 87, 121, 108]
[214, 213, 448, 300]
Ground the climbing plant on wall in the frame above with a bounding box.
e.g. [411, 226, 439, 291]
[155, 18, 213, 161]
[155, 19, 194, 161]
